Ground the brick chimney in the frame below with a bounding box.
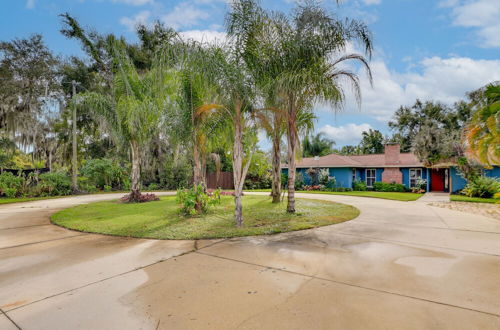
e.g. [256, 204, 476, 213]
[384, 143, 400, 165]
[382, 143, 403, 184]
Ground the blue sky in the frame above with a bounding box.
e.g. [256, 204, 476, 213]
[2, 0, 500, 149]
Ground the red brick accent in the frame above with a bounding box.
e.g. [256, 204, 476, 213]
[382, 167, 403, 184]
[385, 144, 400, 165]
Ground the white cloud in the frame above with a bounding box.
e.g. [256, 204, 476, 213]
[340, 55, 500, 122]
[161, 2, 209, 29]
[363, 0, 381, 5]
[26, 0, 36, 9]
[120, 10, 151, 31]
[112, 0, 153, 5]
[320, 123, 372, 145]
[179, 30, 226, 43]
[445, 0, 500, 48]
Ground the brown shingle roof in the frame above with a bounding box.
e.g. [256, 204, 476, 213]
[282, 152, 423, 168]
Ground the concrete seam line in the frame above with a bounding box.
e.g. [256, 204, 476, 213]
[0, 308, 21, 330]
[5, 248, 196, 313]
[346, 220, 500, 235]
[425, 203, 452, 229]
[195, 238, 229, 251]
[0, 234, 89, 251]
[319, 230, 500, 258]
[195, 251, 500, 318]
[0, 224, 52, 231]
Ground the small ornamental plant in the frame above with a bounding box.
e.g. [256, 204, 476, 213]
[176, 184, 222, 216]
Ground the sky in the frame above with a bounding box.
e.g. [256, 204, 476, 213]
[1, 0, 500, 149]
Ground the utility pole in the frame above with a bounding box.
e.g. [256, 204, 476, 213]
[71, 80, 78, 193]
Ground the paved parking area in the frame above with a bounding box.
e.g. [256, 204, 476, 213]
[1, 192, 499, 329]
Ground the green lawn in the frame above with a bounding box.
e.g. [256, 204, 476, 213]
[246, 189, 423, 202]
[450, 195, 498, 204]
[0, 190, 168, 205]
[51, 195, 359, 240]
[0, 195, 67, 205]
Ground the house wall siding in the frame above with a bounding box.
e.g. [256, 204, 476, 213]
[329, 168, 352, 188]
[284, 165, 497, 192]
[451, 166, 500, 192]
[400, 167, 428, 189]
[450, 167, 467, 193]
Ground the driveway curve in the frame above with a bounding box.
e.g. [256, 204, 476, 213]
[0, 192, 499, 329]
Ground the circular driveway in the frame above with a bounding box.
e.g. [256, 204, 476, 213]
[1, 192, 499, 329]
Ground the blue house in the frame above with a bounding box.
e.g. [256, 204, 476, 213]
[282, 144, 499, 192]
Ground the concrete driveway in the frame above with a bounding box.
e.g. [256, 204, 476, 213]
[0, 192, 499, 329]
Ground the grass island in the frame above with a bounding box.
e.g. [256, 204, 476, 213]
[51, 195, 359, 240]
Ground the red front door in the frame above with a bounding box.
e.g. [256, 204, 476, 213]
[431, 169, 445, 191]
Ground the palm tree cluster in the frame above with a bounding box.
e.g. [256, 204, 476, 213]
[0, 0, 374, 226]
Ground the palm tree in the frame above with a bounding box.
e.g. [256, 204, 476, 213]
[194, 41, 257, 226]
[76, 42, 178, 201]
[302, 132, 335, 157]
[265, 3, 373, 213]
[466, 83, 500, 166]
[175, 41, 227, 190]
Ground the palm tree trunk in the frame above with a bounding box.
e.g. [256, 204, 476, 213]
[286, 102, 297, 213]
[271, 132, 281, 203]
[193, 141, 203, 187]
[233, 102, 244, 227]
[130, 140, 141, 201]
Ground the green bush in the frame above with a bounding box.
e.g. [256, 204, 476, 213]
[281, 172, 288, 189]
[80, 158, 127, 190]
[352, 180, 367, 191]
[243, 175, 271, 190]
[295, 172, 304, 190]
[147, 183, 159, 191]
[410, 179, 427, 193]
[462, 176, 500, 198]
[176, 185, 221, 216]
[78, 177, 97, 193]
[373, 182, 407, 192]
[38, 173, 72, 196]
[319, 169, 330, 185]
[0, 172, 25, 197]
[161, 159, 191, 190]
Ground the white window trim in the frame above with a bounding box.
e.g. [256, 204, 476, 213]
[409, 168, 423, 188]
[365, 168, 376, 188]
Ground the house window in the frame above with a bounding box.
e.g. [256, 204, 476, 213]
[352, 169, 356, 182]
[366, 169, 376, 187]
[409, 168, 423, 188]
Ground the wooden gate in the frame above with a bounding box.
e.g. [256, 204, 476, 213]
[206, 172, 234, 189]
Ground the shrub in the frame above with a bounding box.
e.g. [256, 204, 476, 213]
[319, 169, 330, 185]
[0, 172, 25, 197]
[38, 173, 72, 196]
[462, 176, 500, 198]
[147, 183, 159, 191]
[373, 182, 407, 192]
[352, 180, 367, 191]
[281, 172, 288, 189]
[411, 179, 427, 193]
[176, 185, 221, 216]
[243, 174, 272, 190]
[295, 172, 304, 190]
[306, 168, 318, 185]
[80, 158, 127, 190]
[103, 185, 112, 192]
[78, 177, 98, 193]
[243, 178, 257, 190]
[326, 176, 336, 189]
